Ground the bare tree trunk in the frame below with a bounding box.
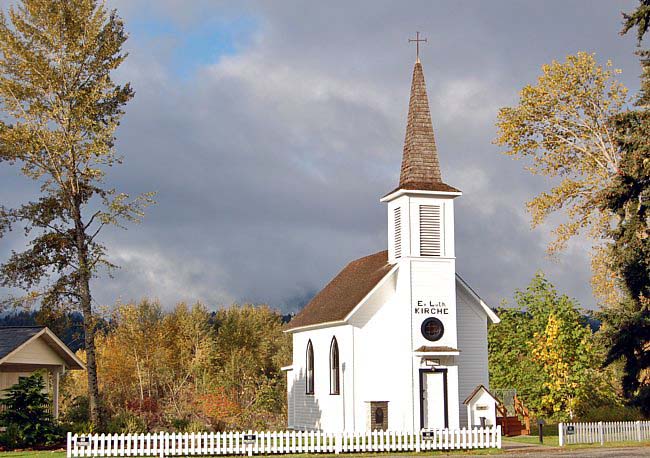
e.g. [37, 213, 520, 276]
[73, 199, 102, 427]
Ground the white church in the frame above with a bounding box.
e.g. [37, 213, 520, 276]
[283, 55, 501, 433]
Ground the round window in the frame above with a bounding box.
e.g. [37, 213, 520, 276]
[421, 317, 444, 341]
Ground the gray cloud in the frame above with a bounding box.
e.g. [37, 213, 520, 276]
[0, 0, 641, 312]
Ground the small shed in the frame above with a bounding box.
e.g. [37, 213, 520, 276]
[0, 326, 85, 418]
[463, 385, 498, 429]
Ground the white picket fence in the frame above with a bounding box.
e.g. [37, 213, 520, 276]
[67, 427, 501, 457]
[559, 421, 650, 446]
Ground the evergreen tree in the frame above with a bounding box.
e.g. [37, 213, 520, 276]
[0, 373, 62, 447]
[598, 0, 650, 414]
[0, 0, 153, 426]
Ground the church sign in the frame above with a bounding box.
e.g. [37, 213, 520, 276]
[414, 300, 449, 315]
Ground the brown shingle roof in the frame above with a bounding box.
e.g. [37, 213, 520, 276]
[285, 251, 393, 331]
[392, 60, 460, 195]
[382, 181, 461, 199]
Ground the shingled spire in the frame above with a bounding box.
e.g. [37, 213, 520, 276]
[396, 60, 459, 193]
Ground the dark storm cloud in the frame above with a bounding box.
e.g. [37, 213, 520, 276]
[0, 0, 641, 311]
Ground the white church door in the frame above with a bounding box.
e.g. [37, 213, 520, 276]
[420, 369, 448, 429]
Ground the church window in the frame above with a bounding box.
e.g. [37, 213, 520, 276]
[419, 205, 442, 256]
[306, 340, 314, 395]
[394, 207, 402, 258]
[421, 317, 444, 341]
[329, 337, 340, 395]
[375, 407, 384, 425]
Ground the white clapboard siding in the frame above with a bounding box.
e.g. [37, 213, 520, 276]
[559, 421, 650, 446]
[68, 427, 500, 457]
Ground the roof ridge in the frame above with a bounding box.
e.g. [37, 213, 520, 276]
[0, 325, 45, 328]
[348, 250, 388, 265]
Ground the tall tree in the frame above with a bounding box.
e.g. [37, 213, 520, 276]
[598, 0, 650, 413]
[494, 52, 629, 306]
[0, 0, 152, 426]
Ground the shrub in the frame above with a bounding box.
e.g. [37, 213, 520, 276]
[105, 411, 148, 434]
[62, 396, 90, 424]
[0, 373, 63, 448]
[579, 404, 647, 422]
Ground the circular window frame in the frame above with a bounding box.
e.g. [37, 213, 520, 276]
[421, 317, 444, 342]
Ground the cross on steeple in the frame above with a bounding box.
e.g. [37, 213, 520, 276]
[408, 31, 427, 62]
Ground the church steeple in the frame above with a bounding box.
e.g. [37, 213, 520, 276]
[399, 61, 443, 188]
[382, 55, 461, 264]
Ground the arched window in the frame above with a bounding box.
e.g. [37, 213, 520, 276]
[306, 340, 314, 395]
[330, 337, 340, 395]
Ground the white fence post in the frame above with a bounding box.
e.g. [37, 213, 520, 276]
[598, 421, 604, 446]
[558, 422, 565, 447]
[497, 425, 502, 449]
[637, 421, 642, 442]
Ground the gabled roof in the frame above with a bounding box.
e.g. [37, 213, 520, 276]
[285, 250, 498, 332]
[0, 326, 85, 370]
[0, 326, 43, 360]
[284, 251, 393, 331]
[391, 60, 459, 196]
[463, 384, 500, 405]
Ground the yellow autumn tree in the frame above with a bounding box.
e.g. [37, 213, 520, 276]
[495, 52, 629, 306]
[530, 312, 600, 420]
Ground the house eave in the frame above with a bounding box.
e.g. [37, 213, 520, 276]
[283, 320, 347, 334]
[380, 188, 462, 203]
[344, 264, 399, 322]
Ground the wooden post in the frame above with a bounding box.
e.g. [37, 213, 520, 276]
[558, 423, 565, 447]
[637, 421, 642, 442]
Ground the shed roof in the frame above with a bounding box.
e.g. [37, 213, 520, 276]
[463, 384, 500, 405]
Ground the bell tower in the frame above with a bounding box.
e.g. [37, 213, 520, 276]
[381, 58, 461, 264]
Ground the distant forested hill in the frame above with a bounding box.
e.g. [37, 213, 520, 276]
[0, 311, 86, 352]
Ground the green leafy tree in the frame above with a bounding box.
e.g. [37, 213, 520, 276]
[598, 0, 650, 413]
[0, 373, 62, 448]
[489, 273, 616, 420]
[530, 312, 598, 419]
[0, 0, 153, 426]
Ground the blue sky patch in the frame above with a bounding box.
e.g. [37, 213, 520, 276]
[129, 13, 258, 78]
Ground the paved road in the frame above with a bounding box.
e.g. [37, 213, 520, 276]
[500, 445, 650, 457]
[449, 441, 650, 457]
[396, 442, 650, 457]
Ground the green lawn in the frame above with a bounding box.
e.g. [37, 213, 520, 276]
[0, 449, 504, 458]
[504, 434, 560, 446]
[2, 440, 650, 458]
[0, 452, 65, 458]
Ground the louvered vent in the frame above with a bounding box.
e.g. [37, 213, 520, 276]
[420, 205, 442, 256]
[394, 207, 402, 258]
